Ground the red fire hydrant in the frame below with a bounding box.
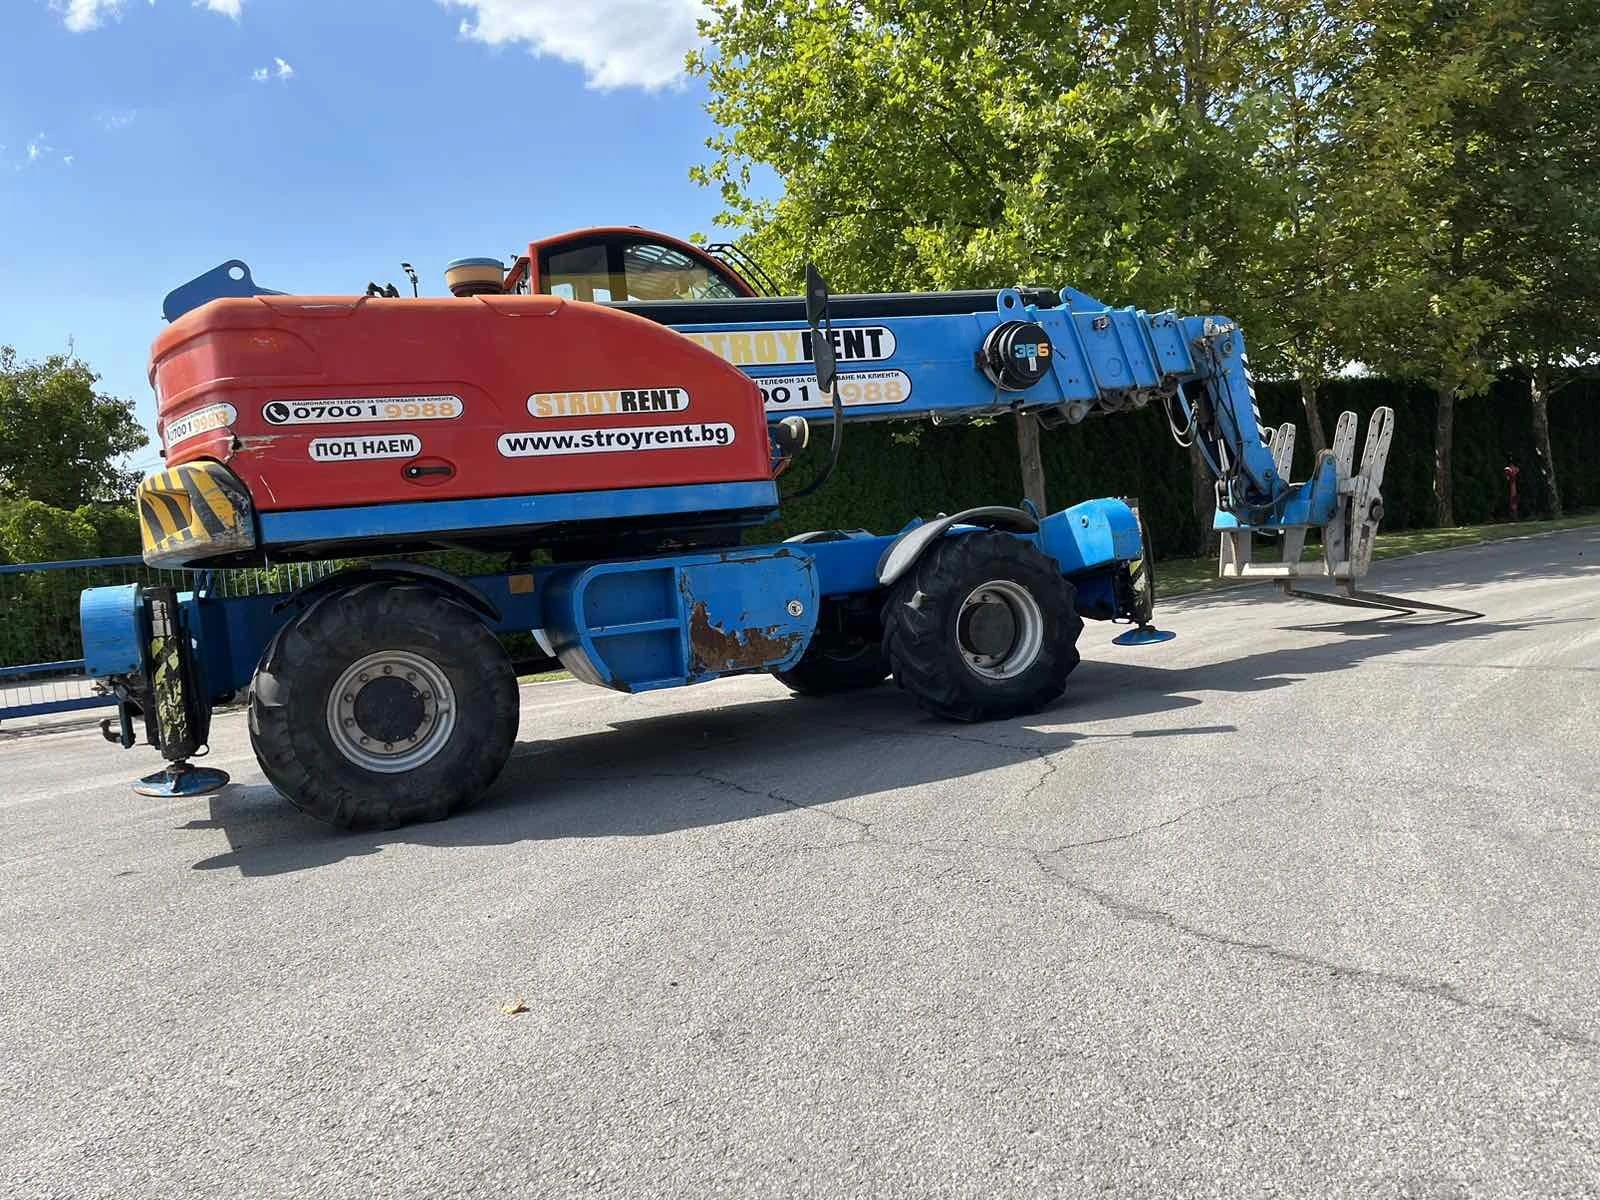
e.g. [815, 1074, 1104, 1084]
[1504, 457, 1521, 521]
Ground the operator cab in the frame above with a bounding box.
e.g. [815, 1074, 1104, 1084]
[507, 228, 760, 302]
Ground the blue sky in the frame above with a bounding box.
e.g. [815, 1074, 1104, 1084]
[0, 0, 735, 473]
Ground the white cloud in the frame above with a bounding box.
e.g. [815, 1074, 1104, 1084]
[53, 0, 238, 31]
[27, 133, 52, 163]
[98, 108, 138, 131]
[251, 56, 294, 82]
[51, 0, 127, 31]
[64, 155, 76, 166]
[440, 0, 706, 90]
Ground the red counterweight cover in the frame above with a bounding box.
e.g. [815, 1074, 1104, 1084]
[149, 294, 772, 511]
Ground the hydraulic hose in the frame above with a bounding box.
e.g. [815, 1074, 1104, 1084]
[782, 382, 845, 502]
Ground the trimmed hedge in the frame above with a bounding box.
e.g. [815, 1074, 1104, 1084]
[761, 373, 1600, 556]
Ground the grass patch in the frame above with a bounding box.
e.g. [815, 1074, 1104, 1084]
[1156, 510, 1600, 599]
[517, 668, 572, 684]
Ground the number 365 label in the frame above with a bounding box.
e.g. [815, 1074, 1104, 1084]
[757, 370, 911, 413]
[262, 395, 463, 425]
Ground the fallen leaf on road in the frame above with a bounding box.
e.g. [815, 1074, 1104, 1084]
[501, 998, 529, 1015]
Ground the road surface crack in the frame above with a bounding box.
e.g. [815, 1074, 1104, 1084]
[692, 768, 877, 841]
[1028, 852, 1598, 1051]
[1048, 777, 1312, 853]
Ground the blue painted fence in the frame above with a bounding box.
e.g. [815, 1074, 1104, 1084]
[0, 556, 337, 727]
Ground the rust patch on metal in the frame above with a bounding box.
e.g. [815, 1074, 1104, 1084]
[688, 601, 801, 673]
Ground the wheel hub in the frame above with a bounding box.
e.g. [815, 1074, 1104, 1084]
[327, 650, 456, 773]
[351, 675, 427, 744]
[958, 599, 1017, 660]
[957, 580, 1045, 680]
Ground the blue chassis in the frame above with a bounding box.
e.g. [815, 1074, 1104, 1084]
[81, 488, 1144, 711]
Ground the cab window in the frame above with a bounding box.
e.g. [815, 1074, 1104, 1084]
[621, 241, 741, 301]
[544, 242, 613, 303]
[540, 236, 746, 303]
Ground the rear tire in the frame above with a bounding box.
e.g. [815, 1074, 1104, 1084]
[881, 532, 1082, 722]
[773, 636, 888, 697]
[248, 582, 519, 830]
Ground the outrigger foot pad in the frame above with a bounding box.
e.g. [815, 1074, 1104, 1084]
[1113, 625, 1178, 647]
[1279, 584, 1483, 621]
[134, 762, 231, 798]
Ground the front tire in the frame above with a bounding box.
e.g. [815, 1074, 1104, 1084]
[881, 532, 1082, 722]
[248, 582, 519, 830]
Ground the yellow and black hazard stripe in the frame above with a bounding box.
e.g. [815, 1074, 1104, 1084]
[137, 462, 256, 567]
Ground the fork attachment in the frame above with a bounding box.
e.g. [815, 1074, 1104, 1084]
[1215, 406, 1480, 619]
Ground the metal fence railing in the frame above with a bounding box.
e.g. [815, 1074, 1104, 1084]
[0, 556, 341, 726]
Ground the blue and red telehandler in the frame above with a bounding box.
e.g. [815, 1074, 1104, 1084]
[79, 228, 1466, 829]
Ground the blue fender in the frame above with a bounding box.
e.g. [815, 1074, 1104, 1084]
[273, 562, 501, 622]
[875, 506, 1040, 587]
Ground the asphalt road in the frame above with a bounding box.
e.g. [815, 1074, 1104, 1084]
[3, 529, 1597, 1199]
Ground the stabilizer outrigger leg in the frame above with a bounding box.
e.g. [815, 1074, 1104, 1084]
[134, 761, 230, 798]
[127, 586, 232, 799]
[1112, 625, 1178, 647]
[1215, 406, 1482, 621]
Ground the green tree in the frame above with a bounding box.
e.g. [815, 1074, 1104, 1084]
[73, 502, 143, 557]
[1489, 1, 1600, 517]
[0, 498, 99, 564]
[0, 346, 146, 509]
[1236, 3, 1381, 458]
[1338, 0, 1600, 525]
[691, 0, 1372, 550]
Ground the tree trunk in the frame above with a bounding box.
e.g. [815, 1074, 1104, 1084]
[1529, 365, 1561, 517]
[1433, 385, 1455, 527]
[1015, 412, 1047, 513]
[1189, 442, 1216, 557]
[1299, 376, 1327, 458]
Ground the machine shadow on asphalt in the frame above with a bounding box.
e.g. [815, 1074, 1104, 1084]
[178, 610, 1540, 878]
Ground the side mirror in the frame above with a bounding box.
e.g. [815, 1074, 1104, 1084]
[804, 263, 838, 398]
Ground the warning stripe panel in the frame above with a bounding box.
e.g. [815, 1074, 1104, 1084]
[137, 461, 256, 567]
[187, 470, 238, 530]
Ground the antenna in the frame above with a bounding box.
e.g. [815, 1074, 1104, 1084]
[400, 263, 419, 298]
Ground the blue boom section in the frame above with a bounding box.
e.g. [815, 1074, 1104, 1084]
[676, 288, 1189, 421]
[80, 495, 1144, 710]
[665, 289, 1328, 529]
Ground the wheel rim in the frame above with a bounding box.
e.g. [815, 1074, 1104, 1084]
[325, 650, 456, 773]
[957, 579, 1045, 681]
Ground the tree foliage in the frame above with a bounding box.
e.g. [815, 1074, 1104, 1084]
[1331, 1, 1600, 520]
[693, 0, 1284, 312]
[692, 0, 1600, 534]
[0, 346, 146, 509]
